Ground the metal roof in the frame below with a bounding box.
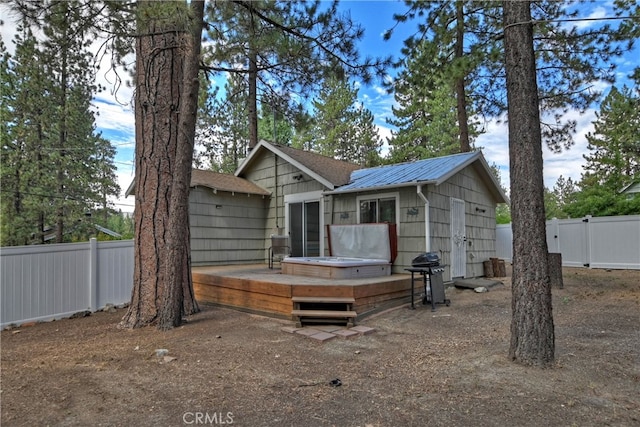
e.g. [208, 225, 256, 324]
[331, 151, 482, 193]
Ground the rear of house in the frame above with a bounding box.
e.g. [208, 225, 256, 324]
[129, 141, 508, 280]
[233, 141, 508, 281]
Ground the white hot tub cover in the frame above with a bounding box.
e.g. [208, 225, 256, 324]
[326, 223, 397, 262]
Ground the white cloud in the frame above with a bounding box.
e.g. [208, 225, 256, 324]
[93, 97, 135, 141]
[373, 85, 386, 96]
[572, 6, 608, 30]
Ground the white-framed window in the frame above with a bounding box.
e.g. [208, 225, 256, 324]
[356, 192, 399, 225]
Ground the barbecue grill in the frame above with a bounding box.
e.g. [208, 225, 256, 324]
[405, 252, 450, 310]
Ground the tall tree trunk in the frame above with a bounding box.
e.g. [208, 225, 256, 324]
[160, 0, 204, 328]
[248, 45, 258, 150]
[56, 31, 68, 243]
[503, 0, 555, 367]
[455, 0, 471, 152]
[122, 0, 202, 330]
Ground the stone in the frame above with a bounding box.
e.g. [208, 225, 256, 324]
[333, 329, 360, 339]
[350, 325, 375, 335]
[295, 328, 323, 337]
[155, 349, 169, 357]
[314, 325, 343, 333]
[307, 331, 337, 342]
[474, 287, 488, 293]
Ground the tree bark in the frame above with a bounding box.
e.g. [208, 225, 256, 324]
[121, 1, 202, 329]
[159, 0, 204, 328]
[455, 0, 471, 152]
[503, 0, 555, 367]
[247, 37, 259, 150]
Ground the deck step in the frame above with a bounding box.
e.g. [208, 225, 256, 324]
[291, 309, 357, 318]
[291, 296, 355, 304]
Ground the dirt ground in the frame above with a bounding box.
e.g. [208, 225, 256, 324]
[1, 267, 639, 427]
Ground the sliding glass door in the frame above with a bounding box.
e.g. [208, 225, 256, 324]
[289, 201, 320, 257]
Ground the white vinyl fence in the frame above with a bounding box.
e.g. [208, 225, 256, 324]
[496, 215, 640, 270]
[1, 239, 134, 329]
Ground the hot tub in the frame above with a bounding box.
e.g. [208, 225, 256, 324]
[281, 256, 391, 279]
[280, 223, 397, 279]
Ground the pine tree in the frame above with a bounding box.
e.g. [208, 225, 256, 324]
[387, 40, 469, 162]
[504, 0, 555, 368]
[390, 0, 634, 152]
[196, 74, 250, 173]
[203, 0, 389, 149]
[121, 0, 204, 330]
[308, 76, 381, 166]
[1, 1, 120, 245]
[565, 85, 640, 217]
[583, 86, 639, 190]
[258, 96, 294, 146]
[544, 175, 577, 219]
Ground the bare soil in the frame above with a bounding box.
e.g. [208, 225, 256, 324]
[2, 267, 639, 427]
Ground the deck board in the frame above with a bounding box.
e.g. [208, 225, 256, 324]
[192, 264, 412, 320]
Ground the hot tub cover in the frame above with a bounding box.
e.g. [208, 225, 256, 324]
[326, 223, 398, 263]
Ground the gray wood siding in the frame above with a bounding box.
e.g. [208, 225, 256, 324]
[240, 150, 327, 260]
[189, 187, 268, 266]
[190, 153, 500, 273]
[428, 166, 498, 279]
[324, 165, 499, 278]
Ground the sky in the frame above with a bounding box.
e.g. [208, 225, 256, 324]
[2, 0, 638, 213]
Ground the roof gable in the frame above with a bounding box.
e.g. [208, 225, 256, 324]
[235, 140, 360, 189]
[621, 180, 640, 194]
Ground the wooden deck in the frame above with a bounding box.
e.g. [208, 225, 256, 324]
[192, 264, 413, 321]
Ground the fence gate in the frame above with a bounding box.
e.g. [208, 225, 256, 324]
[496, 215, 640, 270]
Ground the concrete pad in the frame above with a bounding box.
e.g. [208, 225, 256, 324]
[350, 325, 375, 335]
[295, 328, 323, 337]
[454, 278, 503, 290]
[308, 331, 337, 342]
[333, 329, 360, 339]
[281, 326, 301, 334]
[314, 325, 343, 333]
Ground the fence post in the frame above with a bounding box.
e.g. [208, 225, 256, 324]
[548, 218, 560, 253]
[583, 215, 592, 268]
[89, 238, 98, 311]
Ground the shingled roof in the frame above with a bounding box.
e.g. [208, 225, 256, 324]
[125, 169, 270, 197]
[236, 140, 361, 189]
[190, 169, 270, 196]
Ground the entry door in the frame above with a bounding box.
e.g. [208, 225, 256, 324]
[450, 198, 466, 278]
[289, 201, 320, 257]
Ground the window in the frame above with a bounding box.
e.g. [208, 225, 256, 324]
[357, 193, 398, 224]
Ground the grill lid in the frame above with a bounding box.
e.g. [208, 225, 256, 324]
[412, 252, 440, 267]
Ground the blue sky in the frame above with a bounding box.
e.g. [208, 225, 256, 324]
[2, 1, 638, 213]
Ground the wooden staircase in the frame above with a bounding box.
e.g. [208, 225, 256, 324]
[291, 296, 357, 327]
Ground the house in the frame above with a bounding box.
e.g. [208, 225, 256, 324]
[127, 140, 508, 281]
[620, 180, 640, 199]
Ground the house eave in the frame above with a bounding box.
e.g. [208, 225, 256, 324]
[324, 181, 437, 195]
[192, 185, 271, 197]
